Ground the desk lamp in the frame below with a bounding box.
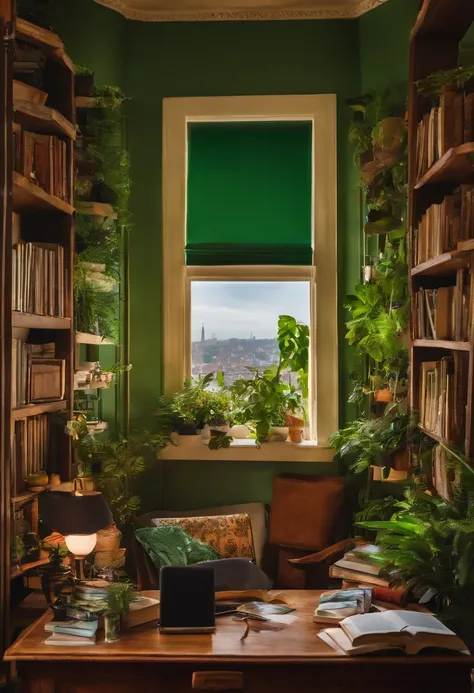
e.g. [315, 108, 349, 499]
[42, 491, 113, 579]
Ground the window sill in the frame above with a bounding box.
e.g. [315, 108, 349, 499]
[160, 437, 334, 463]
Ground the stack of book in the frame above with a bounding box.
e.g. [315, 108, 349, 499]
[317, 610, 468, 656]
[415, 86, 474, 180]
[12, 241, 66, 316]
[313, 588, 372, 625]
[44, 618, 98, 647]
[14, 130, 70, 202]
[12, 340, 56, 407]
[329, 545, 390, 590]
[419, 355, 468, 443]
[413, 185, 474, 264]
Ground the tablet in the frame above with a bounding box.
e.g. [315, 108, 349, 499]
[159, 565, 216, 634]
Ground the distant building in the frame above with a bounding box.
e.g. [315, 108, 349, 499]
[201, 323, 205, 343]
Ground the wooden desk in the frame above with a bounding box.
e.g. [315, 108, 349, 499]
[4, 591, 473, 693]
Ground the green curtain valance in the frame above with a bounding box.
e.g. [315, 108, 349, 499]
[186, 121, 312, 266]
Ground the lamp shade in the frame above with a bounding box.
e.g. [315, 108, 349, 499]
[42, 491, 113, 535]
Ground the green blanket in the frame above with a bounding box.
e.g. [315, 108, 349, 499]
[135, 525, 220, 571]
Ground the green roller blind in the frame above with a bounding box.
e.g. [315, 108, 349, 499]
[186, 121, 312, 265]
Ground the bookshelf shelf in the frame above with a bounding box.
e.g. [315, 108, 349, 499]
[15, 18, 74, 71]
[13, 313, 71, 330]
[11, 400, 68, 420]
[75, 201, 118, 219]
[14, 100, 76, 140]
[413, 339, 471, 351]
[12, 172, 74, 215]
[418, 425, 445, 445]
[11, 490, 44, 505]
[74, 381, 110, 391]
[415, 143, 474, 191]
[75, 331, 115, 345]
[10, 557, 50, 581]
[411, 250, 469, 277]
[75, 96, 99, 109]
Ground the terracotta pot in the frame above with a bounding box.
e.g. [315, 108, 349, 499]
[288, 426, 303, 444]
[48, 474, 61, 486]
[374, 388, 393, 403]
[285, 414, 305, 428]
[392, 448, 411, 471]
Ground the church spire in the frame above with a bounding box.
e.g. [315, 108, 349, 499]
[201, 323, 205, 343]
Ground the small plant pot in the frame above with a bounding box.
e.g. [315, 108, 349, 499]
[176, 422, 199, 436]
[371, 465, 409, 482]
[392, 448, 411, 471]
[374, 388, 393, 403]
[288, 426, 303, 444]
[75, 74, 94, 97]
[228, 424, 250, 439]
[268, 426, 289, 442]
[104, 613, 121, 643]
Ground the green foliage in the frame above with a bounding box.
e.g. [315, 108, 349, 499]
[97, 431, 167, 525]
[170, 374, 232, 429]
[73, 267, 119, 342]
[277, 314, 309, 398]
[75, 65, 94, 76]
[416, 65, 474, 98]
[106, 583, 136, 615]
[356, 460, 474, 640]
[93, 85, 129, 110]
[329, 411, 412, 474]
[208, 432, 234, 450]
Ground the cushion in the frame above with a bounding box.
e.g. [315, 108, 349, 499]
[269, 476, 345, 551]
[155, 513, 255, 561]
[136, 502, 267, 567]
[135, 526, 220, 571]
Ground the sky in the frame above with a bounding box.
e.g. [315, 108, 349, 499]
[191, 281, 310, 342]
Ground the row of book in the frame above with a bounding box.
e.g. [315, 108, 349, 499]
[12, 340, 65, 407]
[412, 279, 471, 342]
[415, 87, 474, 180]
[12, 241, 66, 317]
[12, 414, 53, 495]
[14, 129, 70, 202]
[419, 355, 468, 443]
[413, 184, 474, 265]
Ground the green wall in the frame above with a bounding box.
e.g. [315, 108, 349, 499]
[52, 0, 416, 511]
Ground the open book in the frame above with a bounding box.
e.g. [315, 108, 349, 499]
[318, 610, 469, 656]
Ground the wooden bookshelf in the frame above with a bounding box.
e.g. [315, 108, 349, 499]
[14, 100, 76, 140]
[409, 0, 474, 464]
[0, 6, 75, 658]
[11, 400, 68, 419]
[13, 172, 74, 215]
[13, 313, 71, 330]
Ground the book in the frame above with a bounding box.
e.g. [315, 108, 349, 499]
[334, 544, 382, 576]
[314, 589, 372, 625]
[44, 619, 98, 639]
[45, 631, 96, 646]
[318, 610, 468, 656]
[329, 564, 390, 588]
[122, 595, 160, 629]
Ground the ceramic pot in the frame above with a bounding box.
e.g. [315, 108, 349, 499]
[41, 561, 75, 605]
[95, 524, 121, 555]
[48, 474, 61, 486]
[25, 470, 49, 488]
[268, 426, 289, 442]
[73, 476, 95, 492]
[288, 426, 303, 444]
[374, 388, 393, 403]
[104, 613, 121, 642]
[228, 424, 250, 439]
[202, 424, 229, 440]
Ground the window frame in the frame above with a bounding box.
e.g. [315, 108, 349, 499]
[162, 95, 337, 455]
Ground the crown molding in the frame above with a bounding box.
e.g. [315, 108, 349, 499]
[94, 0, 388, 22]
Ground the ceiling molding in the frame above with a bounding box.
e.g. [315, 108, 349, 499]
[94, 0, 388, 22]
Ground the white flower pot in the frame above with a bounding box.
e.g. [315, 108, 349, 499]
[268, 426, 289, 442]
[229, 424, 251, 439]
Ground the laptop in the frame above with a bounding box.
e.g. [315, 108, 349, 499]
[159, 565, 216, 634]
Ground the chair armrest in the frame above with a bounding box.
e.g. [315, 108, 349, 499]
[288, 537, 367, 570]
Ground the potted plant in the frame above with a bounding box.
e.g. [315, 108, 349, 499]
[104, 582, 135, 642]
[75, 65, 94, 97]
[169, 373, 231, 438]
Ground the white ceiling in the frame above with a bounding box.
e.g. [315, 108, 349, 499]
[94, 0, 388, 22]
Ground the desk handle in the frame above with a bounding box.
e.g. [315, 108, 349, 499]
[192, 671, 244, 690]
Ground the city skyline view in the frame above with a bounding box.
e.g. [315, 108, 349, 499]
[191, 281, 310, 342]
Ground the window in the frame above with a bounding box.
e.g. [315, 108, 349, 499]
[163, 95, 337, 458]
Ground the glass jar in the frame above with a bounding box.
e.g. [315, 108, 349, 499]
[104, 612, 121, 642]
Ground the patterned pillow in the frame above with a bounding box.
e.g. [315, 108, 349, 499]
[155, 513, 255, 561]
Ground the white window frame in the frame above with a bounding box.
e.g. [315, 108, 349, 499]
[162, 95, 337, 461]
